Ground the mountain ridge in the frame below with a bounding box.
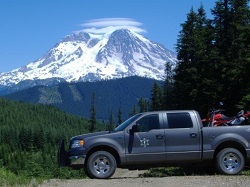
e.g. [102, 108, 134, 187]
[4, 76, 162, 120]
[0, 28, 176, 88]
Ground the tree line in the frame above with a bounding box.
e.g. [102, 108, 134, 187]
[173, 0, 250, 116]
[143, 0, 250, 118]
[0, 98, 103, 180]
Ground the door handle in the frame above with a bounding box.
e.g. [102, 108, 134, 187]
[156, 134, 164, 139]
[190, 133, 197, 138]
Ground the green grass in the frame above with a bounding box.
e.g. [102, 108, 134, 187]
[0, 167, 41, 187]
[0, 166, 87, 187]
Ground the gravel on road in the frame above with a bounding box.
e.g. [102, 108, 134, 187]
[38, 169, 250, 187]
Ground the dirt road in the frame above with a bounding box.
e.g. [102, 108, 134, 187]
[39, 169, 250, 187]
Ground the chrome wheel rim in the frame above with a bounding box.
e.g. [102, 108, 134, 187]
[93, 156, 111, 175]
[222, 152, 240, 172]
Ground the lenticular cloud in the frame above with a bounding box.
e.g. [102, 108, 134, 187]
[82, 18, 142, 27]
[77, 18, 147, 34]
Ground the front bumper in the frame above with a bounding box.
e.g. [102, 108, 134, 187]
[69, 155, 86, 166]
[58, 139, 86, 167]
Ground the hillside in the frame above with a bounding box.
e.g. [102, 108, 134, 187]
[0, 97, 95, 183]
[4, 76, 163, 120]
[0, 97, 90, 142]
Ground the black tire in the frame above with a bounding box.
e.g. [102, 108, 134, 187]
[216, 148, 245, 175]
[86, 151, 117, 179]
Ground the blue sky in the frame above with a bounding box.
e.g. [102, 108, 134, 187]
[0, 0, 217, 73]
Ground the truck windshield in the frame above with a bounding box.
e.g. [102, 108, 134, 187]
[114, 113, 142, 131]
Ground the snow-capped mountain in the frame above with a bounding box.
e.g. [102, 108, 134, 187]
[0, 29, 177, 87]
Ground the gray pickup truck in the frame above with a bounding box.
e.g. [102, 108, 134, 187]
[58, 110, 250, 179]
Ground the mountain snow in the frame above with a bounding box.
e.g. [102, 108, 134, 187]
[0, 29, 177, 86]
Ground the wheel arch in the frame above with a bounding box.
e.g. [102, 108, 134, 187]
[85, 145, 121, 167]
[213, 141, 247, 159]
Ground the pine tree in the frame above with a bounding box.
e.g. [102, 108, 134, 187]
[211, 0, 250, 114]
[89, 92, 97, 132]
[107, 111, 115, 131]
[173, 5, 218, 115]
[33, 126, 45, 151]
[150, 82, 163, 111]
[117, 107, 122, 126]
[162, 62, 174, 110]
[138, 98, 149, 112]
[129, 104, 138, 116]
[173, 7, 199, 110]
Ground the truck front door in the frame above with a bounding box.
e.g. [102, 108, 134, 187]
[124, 113, 165, 164]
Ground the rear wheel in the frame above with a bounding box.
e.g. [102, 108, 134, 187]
[86, 151, 117, 179]
[216, 148, 245, 175]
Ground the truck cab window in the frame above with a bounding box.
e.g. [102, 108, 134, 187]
[136, 114, 160, 132]
[167, 113, 193, 128]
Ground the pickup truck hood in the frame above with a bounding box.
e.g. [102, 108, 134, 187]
[71, 131, 112, 140]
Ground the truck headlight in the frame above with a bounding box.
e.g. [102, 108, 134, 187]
[71, 140, 84, 148]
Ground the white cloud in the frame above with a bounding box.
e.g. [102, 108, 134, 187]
[76, 18, 147, 34]
[82, 18, 142, 27]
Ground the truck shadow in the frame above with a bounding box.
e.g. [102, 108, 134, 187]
[111, 163, 250, 179]
[114, 166, 250, 178]
[111, 169, 147, 179]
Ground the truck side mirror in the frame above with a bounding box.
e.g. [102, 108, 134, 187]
[129, 124, 139, 134]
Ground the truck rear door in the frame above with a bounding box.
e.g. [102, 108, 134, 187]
[164, 111, 202, 161]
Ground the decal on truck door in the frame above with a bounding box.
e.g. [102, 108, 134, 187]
[140, 138, 149, 147]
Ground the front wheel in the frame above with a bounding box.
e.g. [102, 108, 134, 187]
[86, 151, 117, 179]
[216, 148, 245, 175]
